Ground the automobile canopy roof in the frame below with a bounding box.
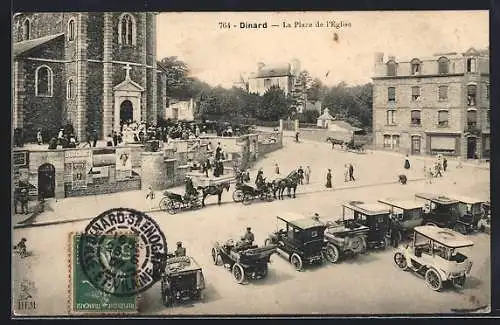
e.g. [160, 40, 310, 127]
[378, 198, 423, 210]
[445, 194, 485, 205]
[342, 201, 390, 216]
[414, 226, 474, 248]
[277, 214, 325, 230]
[414, 193, 458, 205]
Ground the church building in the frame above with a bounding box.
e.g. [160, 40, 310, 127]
[12, 12, 167, 142]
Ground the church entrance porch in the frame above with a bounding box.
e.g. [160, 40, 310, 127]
[113, 64, 145, 133]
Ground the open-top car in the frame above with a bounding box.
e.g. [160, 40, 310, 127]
[322, 217, 369, 263]
[265, 214, 327, 271]
[415, 193, 463, 231]
[159, 256, 206, 307]
[378, 198, 424, 242]
[393, 225, 474, 291]
[445, 194, 486, 234]
[341, 201, 391, 249]
[211, 238, 276, 283]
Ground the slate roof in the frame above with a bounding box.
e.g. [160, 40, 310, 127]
[13, 33, 65, 58]
[254, 64, 291, 78]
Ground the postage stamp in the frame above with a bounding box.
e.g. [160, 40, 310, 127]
[68, 232, 139, 314]
[11, 9, 490, 316]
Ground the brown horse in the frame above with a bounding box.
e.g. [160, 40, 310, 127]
[197, 182, 231, 207]
[272, 171, 300, 200]
[326, 137, 344, 149]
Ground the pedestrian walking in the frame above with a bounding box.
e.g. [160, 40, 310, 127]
[424, 166, 433, 184]
[112, 131, 119, 147]
[274, 163, 280, 175]
[146, 186, 155, 210]
[435, 162, 443, 177]
[325, 169, 332, 188]
[106, 134, 113, 147]
[443, 157, 448, 172]
[305, 166, 311, 184]
[92, 129, 98, 147]
[297, 166, 304, 185]
[349, 163, 355, 182]
[295, 132, 299, 142]
[19, 188, 29, 215]
[344, 164, 349, 182]
[37, 129, 43, 145]
[404, 155, 411, 170]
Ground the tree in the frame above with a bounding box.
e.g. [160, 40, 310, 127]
[307, 78, 326, 103]
[257, 86, 290, 121]
[159, 56, 190, 100]
[290, 70, 312, 115]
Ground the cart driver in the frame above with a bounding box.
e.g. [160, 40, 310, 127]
[175, 241, 186, 257]
[184, 176, 198, 201]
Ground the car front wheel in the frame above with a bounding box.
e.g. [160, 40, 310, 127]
[393, 252, 408, 271]
[425, 268, 443, 291]
[324, 244, 340, 263]
[290, 253, 303, 271]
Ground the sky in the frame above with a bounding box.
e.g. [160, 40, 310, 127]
[156, 11, 489, 88]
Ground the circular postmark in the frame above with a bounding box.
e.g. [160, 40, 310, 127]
[79, 208, 167, 297]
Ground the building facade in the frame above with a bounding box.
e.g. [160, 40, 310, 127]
[247, 61, 300, 96]
[372, 48, 490, 159]
[12, 12, 167, 143]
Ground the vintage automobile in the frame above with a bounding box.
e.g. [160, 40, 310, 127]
[378, 198, 424, 242]
[265, 214, 327, 271]
[322, 217, 369, 263]
[340, 201, 391, 249]
[159, 256, 206, 307]
[477, 201, 491, 234]
[393, 225, 474, 291]
[445, 194, 486, 234]
[211, 238, 276, 283]
[415, 193, 464, 231]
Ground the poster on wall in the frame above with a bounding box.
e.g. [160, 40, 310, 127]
[115, 148, 132, 180]
[72, 162, 87, 189]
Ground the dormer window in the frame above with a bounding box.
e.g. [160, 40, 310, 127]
[466, 58, 477, 73]
[411, 59, 421, 75]
[386, 61, 397, 77]
[438, 57, 449, 74]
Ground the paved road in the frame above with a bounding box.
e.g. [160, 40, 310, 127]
[12, 137, 490, 315]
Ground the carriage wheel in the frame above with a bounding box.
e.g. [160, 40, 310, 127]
[393, 252, 408, 271]
[260, 265, 268, 278]
[290, 253, 303, 271]
[211, 248, 221, 265]
[232, 263, 245, 284]
[265, 192, 274, 202]
[425, 268, 443, 291]
[166, 200, 177, 215]
[232, 190, 244, 202]
[264, 238, 272, 247]
[324, 244, 340, 263]
[159, 197, 170, 211]
[242, 193, 253, 205]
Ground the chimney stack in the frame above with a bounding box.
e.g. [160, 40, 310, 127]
[257, 62, 265, 71]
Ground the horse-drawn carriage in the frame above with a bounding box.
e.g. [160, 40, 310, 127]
[211, 239, 276, 283]
[159, 191, 202, 215]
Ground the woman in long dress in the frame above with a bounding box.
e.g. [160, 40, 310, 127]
[326, 169, 332, 188]
[404, 155, 411, 170]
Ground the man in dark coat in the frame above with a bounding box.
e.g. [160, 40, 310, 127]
[255, 169, 264, 187]
[325, 169, 332, 188]
[443, 157, 448, 172]
[175, 242, 186, 257]
[92, 129, 98, 147]
[348, 164, 355, 181]
[19, 188, 29, 214]
[297, 166, 304, 185]
[389, 217, 401, 248]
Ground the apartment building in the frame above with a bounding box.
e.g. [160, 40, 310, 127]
[372, 47, 490, 159]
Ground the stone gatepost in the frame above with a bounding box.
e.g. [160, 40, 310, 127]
[294, 119, 299, 132]
[279, 119, 284, 132]
[141, 151, 166, 190]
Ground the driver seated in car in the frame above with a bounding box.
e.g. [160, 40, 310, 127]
[236, 227, 255, 250]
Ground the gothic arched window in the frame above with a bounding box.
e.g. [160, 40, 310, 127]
[67, 19, 76, 41]
[118, 13, 136, 46]
[35, 65, 53, 97]
[67, 79, 75, 100]
[23, 19, 31, 40]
